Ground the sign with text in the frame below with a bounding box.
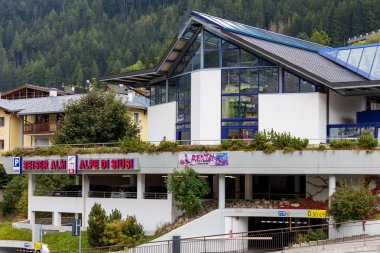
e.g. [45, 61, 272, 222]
[67, 156, 77, 174]
[179, 153, 228, 166]
[307, 209, 326, 219]
[13, 157, 22, 174]
[14, 157, 137, 173]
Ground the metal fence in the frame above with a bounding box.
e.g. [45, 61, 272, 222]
[50, 220, 380, 253]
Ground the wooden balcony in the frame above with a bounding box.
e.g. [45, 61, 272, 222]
[24, 122, 57, 134]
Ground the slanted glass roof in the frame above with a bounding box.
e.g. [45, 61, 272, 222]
[318, 43, 380, 80]
[190, 11, 329, 52]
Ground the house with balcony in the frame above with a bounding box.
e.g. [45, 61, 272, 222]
[2, 11, 380, 250]
[0, 85, 149, 151]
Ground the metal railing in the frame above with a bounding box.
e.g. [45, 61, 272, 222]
[52, 220, 380, 253]
[24, 122, 57, 134]
[143, 192, 168, 199]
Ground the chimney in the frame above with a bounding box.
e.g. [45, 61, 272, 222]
[119, 83, 124, 87]
[49, 88, 58, 97]
[128, 90, 134, 102]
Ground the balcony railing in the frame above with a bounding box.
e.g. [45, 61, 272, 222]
[24, 122, 57, 134]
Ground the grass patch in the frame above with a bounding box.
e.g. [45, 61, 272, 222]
[0, 222, 31, 241]
[44, 231, 88, 252]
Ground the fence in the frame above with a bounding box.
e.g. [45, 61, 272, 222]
[50, 220, 380, 253]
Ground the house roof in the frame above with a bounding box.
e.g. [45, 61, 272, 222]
[0, 94, 147, 116]
[100, 11, 380, 96]
[1, 84, 66, 99]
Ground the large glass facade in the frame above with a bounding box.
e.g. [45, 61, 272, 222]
[150, 81, 166, 106]
[283, 71, 316, 93]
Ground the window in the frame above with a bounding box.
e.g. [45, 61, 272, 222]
[172, 33, 201, 76]
[150, 81, 166, 106]
[0, 117, 4, 127]
[36, 114, 49, 124]
[283, 71, 316, 93]
[204, 31, 221, 68]
[0, 140, 4, 151]
[133, 113, 139, 126]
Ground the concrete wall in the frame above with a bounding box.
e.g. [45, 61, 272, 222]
[329, 91, 365, 124]
[147, 102, 176, 142]
[29, 196, 173, 234]
[259, 93, 327, 144]
[191, 69, 221, 145]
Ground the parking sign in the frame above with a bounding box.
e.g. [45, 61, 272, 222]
[13, 157, 22, 174]
[67, 155, 77, 174]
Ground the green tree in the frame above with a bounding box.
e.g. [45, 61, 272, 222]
[87, 203, 107, 247]
[329, 184, 377, 223]
[309, 29, 331, 45]
[121, 60, 145, 73]
[166, 167, 210, 216]
[108, 208, 122, 222]
[1, 175, 28, 215]
[53, 89, 140, 144]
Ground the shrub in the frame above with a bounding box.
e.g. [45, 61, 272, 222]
[1, 175, 28, 215]
[297, 229, 326, 243]
[108, 209, 122, 222]
[118, 137, 153, 153]
[87, 203, 107, 247]
[166, 167, 210, 216]
[329, 185, 377, 223]
[358, 134, 378, 149]
[157, 141, 180, 152]
[330, 140, 355, 149]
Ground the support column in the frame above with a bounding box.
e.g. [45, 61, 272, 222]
[167, 174, 172, 200]
[137, 174, 145, 199]
[213, 175, 218, 199]
[294, 175, 301, 197]
[28, 174, 35, 222]
[218, 174, 225, 209]
[328, 175, 336, 207]
[235, 176, 240, 199]
[82, 175, 89, 228]
[244, 175, 253, 200]
[53, 212, 61, 226]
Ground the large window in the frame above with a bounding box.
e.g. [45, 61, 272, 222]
[150, 81, 166, 106]
[283, 71, 316, 93]
[168, 74, 191, 143]
[173, 33, 201, 76]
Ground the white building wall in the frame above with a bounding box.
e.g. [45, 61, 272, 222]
[147, 102, 176, 142]
[191, 69, 221, 145]
[329, 91, 366, 124]
[29, 196, 173, 234]
[259, 93, 327, 144]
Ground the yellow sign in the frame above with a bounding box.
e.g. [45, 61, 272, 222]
[34, 242, 41, 250]
[307, 209, 326, 219]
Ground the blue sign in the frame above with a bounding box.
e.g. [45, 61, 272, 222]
[24, 242, 30, 248]
[278, 211, 286, 217]
[13, 157, 22, 174]
[72, 219, 81, 236]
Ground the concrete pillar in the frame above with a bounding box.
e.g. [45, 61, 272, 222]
[294, 175, 301, 197]
[137, 174, 145, 199]
[218, 174, 225, 209]
[28, 174, 35, 222]
[167, 174, 172, 200]
[82, 175, 89, 228]
[245, 175, 253, 200]
[328, 175, 336, 207]
[213, 175, 218, 199]
[53, 212, 61, 226]
[235, 176, 240, 199]
[75, 175, 80, 185]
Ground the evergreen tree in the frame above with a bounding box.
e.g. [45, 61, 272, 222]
[87, 203, 107, 247]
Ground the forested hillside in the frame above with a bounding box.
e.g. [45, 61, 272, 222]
[0, 0, 379, 91]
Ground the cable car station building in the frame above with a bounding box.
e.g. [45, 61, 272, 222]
[3, 11, 380, 239]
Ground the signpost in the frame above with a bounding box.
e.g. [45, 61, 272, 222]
[307, 209, 326, 219]
[72, 219, 81, 253]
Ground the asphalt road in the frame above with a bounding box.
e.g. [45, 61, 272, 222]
[0, 248, 35, 253]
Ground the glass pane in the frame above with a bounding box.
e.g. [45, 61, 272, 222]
[222, 41, 238, 49]
[259, 58, 275, 66]
[222, 122, 239, 126]
[184, 100, 191, 122]
[336, 49, 350, 63]
[193, 52, 201, 70]
[358, 46, 376, 74]
[204, 31, 220, 50]
[259, 68, 278, 93]
[168, 79, 177, 102]
[241, 95, 258, 119]
[326, 50, 338, 59]
[347, 48, 363, 69]
[299, 79, 315, 92]
[241, 50, 258, 67]
[204, 50, 220, 68]
[241, 121, 258, 126]
[222, 49, 240, 67]
[370, 50, 380, 79]
[222, 70, 239, 94]
[177, 101, 184, 122]
[240, 69, 258, 94]
[227, 129, 239, 139]
[222, 96, 239, 119]
[150, 86, 156, 106]
[183, 54, 193, 73]
[283, 71, 299, 93]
